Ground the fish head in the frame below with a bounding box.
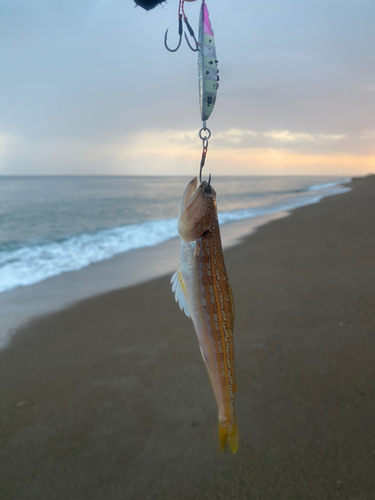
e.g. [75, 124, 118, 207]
[178, 177, 217, 242]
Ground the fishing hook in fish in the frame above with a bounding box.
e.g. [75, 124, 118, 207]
[164, 0, 198, 52]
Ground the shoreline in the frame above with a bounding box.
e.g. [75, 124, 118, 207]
[0, 178, 350, 349]
[0, 211, 297, 349]
[1, 175, 374, 499]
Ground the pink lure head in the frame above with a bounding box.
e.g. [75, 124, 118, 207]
[203, 4, 214, 37]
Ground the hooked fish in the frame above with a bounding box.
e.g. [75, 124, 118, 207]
[171, 177, 238, 453]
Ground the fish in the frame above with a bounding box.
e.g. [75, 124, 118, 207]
[198, 0, 219, 122]
[171, 177, 238, 453]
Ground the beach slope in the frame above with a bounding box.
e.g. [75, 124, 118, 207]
[1, 176, 374, 500]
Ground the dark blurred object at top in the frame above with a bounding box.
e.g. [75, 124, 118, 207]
[134, 0, 167, 10]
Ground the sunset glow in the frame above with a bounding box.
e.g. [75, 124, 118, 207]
[0, 0, 374, 177]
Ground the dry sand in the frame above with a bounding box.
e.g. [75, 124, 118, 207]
[0, 176, 374, 500]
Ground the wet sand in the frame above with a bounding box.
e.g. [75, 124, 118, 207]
[0, 212, 286, 348]
[1, 176, 374, 499]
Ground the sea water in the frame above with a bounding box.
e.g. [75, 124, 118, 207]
[0, 176, 351, 295]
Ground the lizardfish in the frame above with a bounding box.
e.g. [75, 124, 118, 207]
[171, 177, 238, 453]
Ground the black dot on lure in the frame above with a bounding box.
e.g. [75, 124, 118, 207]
[134, 0, 166, 11]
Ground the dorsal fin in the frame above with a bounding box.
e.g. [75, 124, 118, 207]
[171, 270, 190, 318]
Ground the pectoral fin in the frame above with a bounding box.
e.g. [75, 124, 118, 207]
[171, 270, 190, 318]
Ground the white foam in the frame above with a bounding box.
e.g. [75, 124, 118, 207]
[0, 180, 351, 294]
[307, 178, 351, 191]
[218, 184, 350, 225]
[0, 219, 178, 293]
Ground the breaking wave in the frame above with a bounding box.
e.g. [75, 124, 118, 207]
[0, 179, 351, 294]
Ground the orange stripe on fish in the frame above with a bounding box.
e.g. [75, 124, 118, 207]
[171, 177, 238, 453]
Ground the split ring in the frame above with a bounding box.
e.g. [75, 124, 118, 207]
[199, 127, 211, 141]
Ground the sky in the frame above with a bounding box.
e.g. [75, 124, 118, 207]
[0, 0, 374, 177]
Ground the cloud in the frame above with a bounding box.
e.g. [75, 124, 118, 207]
[214, 129, 257, 144]
[261, 130, 345, 143]
[261, 130, 345, 142]
[359, 129, 375, 140]
[1, 0, 374, 149]
[207, 148, 375, 177]
[206, 128, 346, 149]
[0, 133, 17, 158]
[1, 127, 372, 177]
[263, 130, 314, 142]
[112, 128, 374, 176]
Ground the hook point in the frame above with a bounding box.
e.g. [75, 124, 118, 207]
[164, 28, 182, 52]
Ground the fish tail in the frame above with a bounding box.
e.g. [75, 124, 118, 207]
[218, 419, 239, 454]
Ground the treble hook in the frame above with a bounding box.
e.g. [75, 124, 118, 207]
[164, 14, 198, 52]
[164, 14, 183, 52]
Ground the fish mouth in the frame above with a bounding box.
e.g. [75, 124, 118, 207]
[179, 177, 216, 230]
[182, 177, 214, 209]
[181, 177, 198, 210]
[178, 176, 216, 241]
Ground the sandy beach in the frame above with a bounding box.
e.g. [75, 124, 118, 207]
[1, 175, 374, 499]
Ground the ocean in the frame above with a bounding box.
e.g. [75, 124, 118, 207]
[0, 175, 351, 295]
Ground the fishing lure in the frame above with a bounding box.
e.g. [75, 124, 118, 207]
[198, 0, 219, 122]
[164, 0, 219, 124]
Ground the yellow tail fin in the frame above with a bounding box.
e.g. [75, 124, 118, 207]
[219, 420, 239, 454]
